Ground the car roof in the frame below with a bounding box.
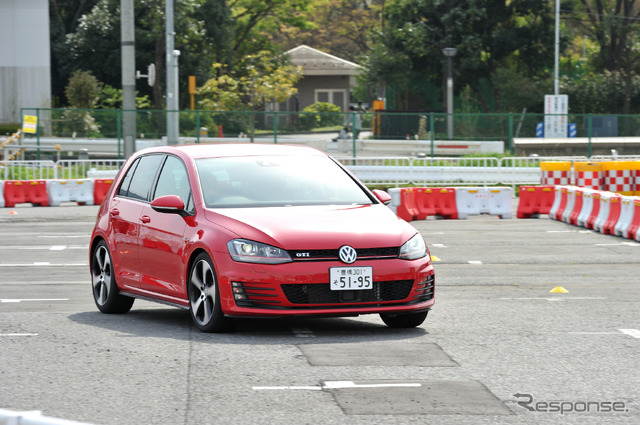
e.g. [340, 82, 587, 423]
[135, 143, 327, 159]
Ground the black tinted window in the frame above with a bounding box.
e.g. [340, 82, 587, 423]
[153, 156, 191, 204]
[126, 155, 163, 201]
[117, 158, 139, 197]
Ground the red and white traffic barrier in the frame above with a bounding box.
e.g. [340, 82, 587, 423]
[2, 178, 111, 208]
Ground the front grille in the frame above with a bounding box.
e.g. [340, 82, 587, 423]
[281, 280, 413, 305]
[288, 247, 399, 262]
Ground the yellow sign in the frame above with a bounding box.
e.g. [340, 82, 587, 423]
[22, 115, 38, 134]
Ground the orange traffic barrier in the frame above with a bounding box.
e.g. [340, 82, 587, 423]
[585, 192, 601, 229]
[395, 188, 419, 221]
[602, 161, 636, 195]
[433, 188, 458, 219]
[415, 188, 437, 219]
[517, 186, 554, 218]
[25, 180, 49, 206]
[3, 181, 27, 208]
[601, 193, 622, 235]
[540, 162, 571, 186]
[574, 162, 602, 190]
[93, 179, 113, 205]
[627, 199, 640, 239]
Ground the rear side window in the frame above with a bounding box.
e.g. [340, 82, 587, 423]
[118, 155, 163, 201]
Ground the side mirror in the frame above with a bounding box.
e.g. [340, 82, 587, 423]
[372, 189, 391, 205]
[151, 195, 190, 217]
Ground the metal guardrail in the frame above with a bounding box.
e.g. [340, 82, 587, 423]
[2, 156, 637, 188]
[0, 160, 124, 181]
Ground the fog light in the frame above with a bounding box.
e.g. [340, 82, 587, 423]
[231, 281, 248, 301]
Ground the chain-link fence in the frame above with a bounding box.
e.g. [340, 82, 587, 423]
[10, 108, 640, 160]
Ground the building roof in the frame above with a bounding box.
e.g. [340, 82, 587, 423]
[286, 45, 360, 76]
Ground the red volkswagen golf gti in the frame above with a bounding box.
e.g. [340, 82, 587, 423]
[90, 144, 435, 332]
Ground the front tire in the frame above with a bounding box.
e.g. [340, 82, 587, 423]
[380, 310, 428, 328]
[91, 240, 134, 314]
[188, 252, 234, 333]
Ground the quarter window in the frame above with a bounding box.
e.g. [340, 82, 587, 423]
[123, 155, 163, 201]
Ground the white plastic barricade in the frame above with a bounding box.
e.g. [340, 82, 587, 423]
[69, 179, 95, 205]
[0, 180, 4, 208]
[548, 186, 564, 221]
[561, 186, 577, 223]
[614, 196, 637, 237]
[455, 187, 513, 219]
[576, 188, 596, 228]
[46, 180, 73, 206]
[593, 192, 614, 233]
[388, 187, 401, 215]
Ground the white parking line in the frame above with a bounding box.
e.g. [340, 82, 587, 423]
[0, 333, 39, 337]
[620, 329, 640, 339]
[1, 299, 69, 303]
[0, 263, 87, 267]
[253, 381, 422, 391]
[468, 260, 483, 265]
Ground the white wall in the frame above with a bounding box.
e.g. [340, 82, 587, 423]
[0, 0, 51, 125]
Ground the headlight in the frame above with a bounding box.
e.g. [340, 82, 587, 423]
[399, 234, 428, 260]
[227, 239, 292, 264]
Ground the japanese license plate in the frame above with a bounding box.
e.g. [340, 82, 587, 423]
[330, 266, 373, 291]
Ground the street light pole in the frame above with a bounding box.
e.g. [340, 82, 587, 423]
[443, 47, 457, 140]
[166, 0, 180, 145]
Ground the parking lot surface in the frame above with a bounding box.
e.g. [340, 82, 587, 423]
[0, 202, 638, 425]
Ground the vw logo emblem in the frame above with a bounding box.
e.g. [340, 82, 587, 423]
[338, 245, 357, 264]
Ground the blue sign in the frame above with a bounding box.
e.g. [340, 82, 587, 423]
[568, 123, 577, 137]
[536, 122, 544, 138]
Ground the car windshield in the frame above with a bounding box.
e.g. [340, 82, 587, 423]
[195, 155, 374, 208]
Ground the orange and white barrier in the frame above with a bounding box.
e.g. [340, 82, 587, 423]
[574, 162, 602, 190]
[561, 186, 578, 223]
[542, 184, 639, 241]
[602, 161, 636, 195]
[627, 199, 640, 240]
[455, 187, 512, 219]
[549, 186, 569, 221]
[566, 187, 585, 225]
[541, 162, 572, 186]
[614, 196, 636, 237]
[576, 188, 597, 228]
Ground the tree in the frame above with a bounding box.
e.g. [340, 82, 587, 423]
[363, 0, 555, 112]
[198, 51, 302, 110]
[61, 0, 234, 110]
[564, 0, 640, 113]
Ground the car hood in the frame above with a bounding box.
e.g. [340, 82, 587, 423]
[204, 204, 417, 250]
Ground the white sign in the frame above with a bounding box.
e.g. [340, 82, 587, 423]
[544, 95, 568, 138]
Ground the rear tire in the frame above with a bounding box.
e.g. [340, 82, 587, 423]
[380, 310, 428, 328]
[91, 240, 134, 314]
[188, 252, 235, 333]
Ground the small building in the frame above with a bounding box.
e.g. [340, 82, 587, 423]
[0, 0, 52, 126]
[285, 45, 360, 112]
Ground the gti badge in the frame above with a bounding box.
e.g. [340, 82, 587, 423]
[338, 245, 357, 264]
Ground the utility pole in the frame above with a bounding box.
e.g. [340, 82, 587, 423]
[166, 0, 180, 144]
[121, 0, 136, 158]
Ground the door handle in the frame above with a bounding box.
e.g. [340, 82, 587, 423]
[110, 208, 120, 217]
[140, 215, 151, 224]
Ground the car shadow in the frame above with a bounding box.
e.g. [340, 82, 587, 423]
[68, 306, 429, 345]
